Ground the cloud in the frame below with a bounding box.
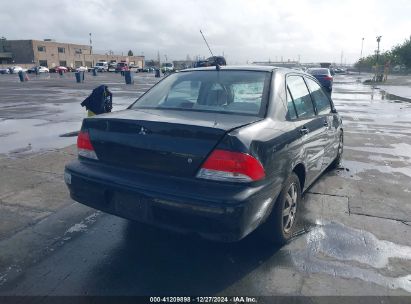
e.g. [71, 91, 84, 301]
[1, 0, 410, 64]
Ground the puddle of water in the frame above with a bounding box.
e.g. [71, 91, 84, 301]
[339, 159, 411, 179]
[345, 143, 411, 159]
[290, 221, 411, 293]
[0, 119, 81, 154]
[0, 96, 138, 155]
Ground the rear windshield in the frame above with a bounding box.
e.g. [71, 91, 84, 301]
[307, 68, 330, 75]
[130, 70, 271, 116]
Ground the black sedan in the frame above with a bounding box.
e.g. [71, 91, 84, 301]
[64, 66, 343, 244]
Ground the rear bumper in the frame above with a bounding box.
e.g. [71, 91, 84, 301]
[64, 160, 281, 242]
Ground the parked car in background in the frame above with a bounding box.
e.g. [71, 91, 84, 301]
[76, 66, 88, 72]
[194, 60, 209, 68]
[146, 67, 155, 72]
[49, 66, 68, 73]
[65, 66, 343, 245]
[161, 62, 174, 73]
[333, 68, 346, 74]
[56, 66, 68, 73]
[115, 62, 129, 72]
[10, 66, 27, 73]
[94, 62, 109, 72]
[38, 66, 49, 73]
[27, 67, 37, 74]
[207, 56, 227, 66]
[28, 66, 49, 73]
[306, 68, 333, 93]
[0, 67, 11, 74]
[194, 56, 227, 68]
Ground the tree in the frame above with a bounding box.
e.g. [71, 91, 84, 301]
[127, 50, 133, 56]
[391, 36, 411, 68]
[355, 36, 411, 70]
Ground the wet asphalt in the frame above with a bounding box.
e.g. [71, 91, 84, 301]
[0, 72, 159, 155]
[0, 72, 411, 297]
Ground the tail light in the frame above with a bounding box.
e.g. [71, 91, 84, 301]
[324, 75, 333, 81]
[197, 149, 265, 183]
[77, 130, 98, 160]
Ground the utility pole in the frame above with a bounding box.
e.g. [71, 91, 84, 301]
[340, 50, 343, 67]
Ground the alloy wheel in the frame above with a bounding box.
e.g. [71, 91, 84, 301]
[283, 182, 298, 233]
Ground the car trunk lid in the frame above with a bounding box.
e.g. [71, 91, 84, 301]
[82, 109, 262, 177]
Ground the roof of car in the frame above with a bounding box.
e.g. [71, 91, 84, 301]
[182, 65, 278, 72]
[182, 65, 308, 74]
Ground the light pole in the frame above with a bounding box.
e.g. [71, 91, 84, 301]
[359, 37, 364, 74]
[376, 36, 382, 63]
[375, 35, 382, 81]
[89, 33, 93, 67]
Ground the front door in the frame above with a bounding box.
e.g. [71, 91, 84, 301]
[305, 77, 337, 169]
[287, 75, 326, 186]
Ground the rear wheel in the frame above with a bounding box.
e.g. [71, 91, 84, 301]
[258, 173, 301, 245]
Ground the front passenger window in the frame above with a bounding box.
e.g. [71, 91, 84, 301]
[287, 75, 315, 119]
[305, 77, 332, 115]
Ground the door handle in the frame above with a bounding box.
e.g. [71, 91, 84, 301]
[300, 126, 309, 135]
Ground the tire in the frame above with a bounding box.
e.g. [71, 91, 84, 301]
[258, 172, 301, 245]
[330, 132, 343, 169]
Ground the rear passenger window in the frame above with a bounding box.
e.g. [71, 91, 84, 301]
[305, 77, 332, 115]
[287, 76, 315, 119]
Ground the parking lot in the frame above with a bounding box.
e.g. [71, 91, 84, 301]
[0, 71, 410, 297]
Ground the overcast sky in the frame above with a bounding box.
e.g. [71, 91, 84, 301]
[2, 0, 410, 64]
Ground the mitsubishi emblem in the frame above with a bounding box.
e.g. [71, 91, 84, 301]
[138, 126, 147, 135]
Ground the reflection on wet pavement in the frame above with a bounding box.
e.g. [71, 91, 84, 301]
[290, 221, 411, 293]
[0, 73, 159, 156]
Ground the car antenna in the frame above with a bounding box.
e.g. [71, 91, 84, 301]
[200, 29, 220, 71]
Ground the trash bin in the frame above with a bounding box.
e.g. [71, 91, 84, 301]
[18, 71, 26, 82]
[75, 71, 84, 83]
[59, 69, 64, 76]
[124, 71, 133, 84]
[92, 68, 97, 76]
[155, 69, 161, 78]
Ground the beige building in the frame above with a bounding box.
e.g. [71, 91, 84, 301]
[0, 39, 144, 68]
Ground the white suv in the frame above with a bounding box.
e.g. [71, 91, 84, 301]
[94, 62, 109, 72]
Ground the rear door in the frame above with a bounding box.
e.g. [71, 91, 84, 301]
[305, 77, 338, 169]
[286, 75, 326, 185]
